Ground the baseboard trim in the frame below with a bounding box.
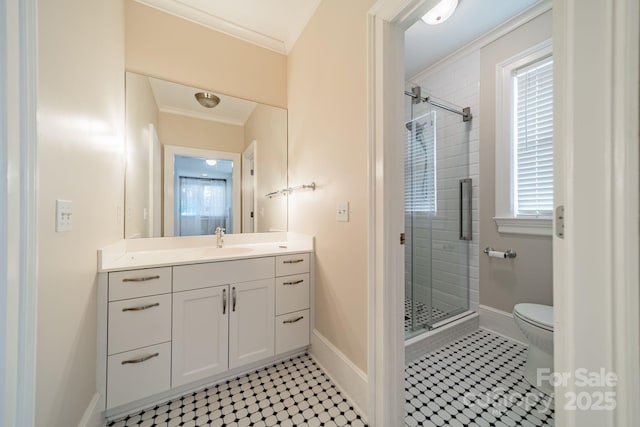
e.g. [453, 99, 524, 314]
[78, 393, 105, 427]
[478, 304, 527, 345]
[309, 329, 368, 421]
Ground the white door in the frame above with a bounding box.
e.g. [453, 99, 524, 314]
[229, 279, 275, 369]
[172, 286, 229, 387]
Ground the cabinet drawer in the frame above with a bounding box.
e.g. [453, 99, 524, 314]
[108, 267, 171, 301]
[275, 309, 310, 354]
[275, 273, 309, 315]
[275, 253, 310, 277]
[173, 257, 274, 292]
[108, 294, 171, 355]
[107, 342, 171, 409]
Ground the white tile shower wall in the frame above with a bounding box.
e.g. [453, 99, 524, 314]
[409, 51, 480, 313]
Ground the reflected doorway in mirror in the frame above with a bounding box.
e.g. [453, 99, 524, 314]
[164, 146, 241, 237]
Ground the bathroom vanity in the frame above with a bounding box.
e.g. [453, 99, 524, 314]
[96, 233, 313, 416]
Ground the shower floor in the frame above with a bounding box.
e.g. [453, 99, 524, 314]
[404, 298, 450, 332]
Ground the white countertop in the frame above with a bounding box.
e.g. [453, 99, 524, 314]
[98, 232, 314, 272]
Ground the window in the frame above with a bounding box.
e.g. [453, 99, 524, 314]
[495, 40, 553, 235]
[179, 176, 228, 236]
[405, 111, 437, 213]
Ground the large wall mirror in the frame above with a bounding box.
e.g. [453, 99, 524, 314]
[124, 72, 288, 238]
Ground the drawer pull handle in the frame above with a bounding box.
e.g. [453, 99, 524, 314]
[284, 316, 304, 324]
[222, 289, 227, 314]
[122, 275, 160, 283]
[283, 280, 304, 286]
[232, 287, 237, 312]
[121, 352, 159, 365]
[283, 259, 304, 264]
[122, 302, 160, 312]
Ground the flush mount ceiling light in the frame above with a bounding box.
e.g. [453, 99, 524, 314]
[195, 91, 221, 108]
[205, 159, 217, 166]
[421, 0, 459, 25]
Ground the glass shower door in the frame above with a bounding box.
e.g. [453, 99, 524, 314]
[405, 95, 471, 337]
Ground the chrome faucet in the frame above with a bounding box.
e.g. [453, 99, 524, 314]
[215, 227, 225, 248]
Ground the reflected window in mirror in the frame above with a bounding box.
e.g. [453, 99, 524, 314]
[175, 156, 234, 236]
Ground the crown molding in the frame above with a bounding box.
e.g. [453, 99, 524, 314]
[134, 0, 288, 54]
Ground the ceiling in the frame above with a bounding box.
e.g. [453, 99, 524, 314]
[148, 77, 257, 126]
[404, 0, 542, 78]
[134, 0, 321, 53]
[136, 0, 543, 82]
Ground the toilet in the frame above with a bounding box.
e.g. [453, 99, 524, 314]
[513, 303, 554, 395]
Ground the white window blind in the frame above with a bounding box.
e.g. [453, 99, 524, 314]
[405, 111, 436, 213]
[513, 56, 553, 217]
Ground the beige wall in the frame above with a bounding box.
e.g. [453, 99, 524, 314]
[125, 0, 287, 109]
[287, 0, 374, 371]
[125, 73, 159, 239]
[158, 112, 245, 153]
[36, 0, 125, 426]
[244, 104, 288, 232]
[479, 11, 554, 313]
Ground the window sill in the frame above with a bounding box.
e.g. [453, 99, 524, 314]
[494, 217, 552, 236]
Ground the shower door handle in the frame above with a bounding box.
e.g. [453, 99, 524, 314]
[459, 178, 472, 241]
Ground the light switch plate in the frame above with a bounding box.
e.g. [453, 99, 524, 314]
[336, 201, 349, 222]
[56, 199, 73, 232]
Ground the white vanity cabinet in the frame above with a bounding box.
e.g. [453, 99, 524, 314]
[171, 257, 275, 385]
[105, 267, 172, 409]
[171, 286, 229, 387]
[275, 254, 311, 353]
[229, 278, 275, 369]
[99, 249, 312, 414]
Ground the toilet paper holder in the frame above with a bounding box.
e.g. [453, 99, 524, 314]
[484, 247, 517, 259]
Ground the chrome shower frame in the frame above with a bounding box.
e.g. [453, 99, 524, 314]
[405, 86, 472, 122]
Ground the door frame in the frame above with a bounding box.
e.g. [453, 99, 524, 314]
[242, 141, 257, 233]
[367, 1, 640, 426]
[163, 145, 241, 236]
[0, 0, 38, 425]
[366, 1, 440, 425]
[552, 1, 639, 426]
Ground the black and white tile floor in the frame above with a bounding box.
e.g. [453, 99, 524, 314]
[108, 354, 367, 427]
[405, 329, 555, 427]
[109, 330, 553, 427]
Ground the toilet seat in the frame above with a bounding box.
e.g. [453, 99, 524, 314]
[514, 303, 553, 332]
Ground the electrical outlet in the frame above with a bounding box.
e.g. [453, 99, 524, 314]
[336, 201, 349, 222]
[56, 200, 73, 232]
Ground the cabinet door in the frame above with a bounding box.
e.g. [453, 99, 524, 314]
[172, 286, 229, 387]
[229, 279, 275, 369]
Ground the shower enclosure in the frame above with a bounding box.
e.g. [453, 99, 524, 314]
[404, 85, 472, 338]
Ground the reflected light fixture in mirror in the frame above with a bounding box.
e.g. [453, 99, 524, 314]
[195, 91, 221, 108]
[421, 0, 459, 25]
